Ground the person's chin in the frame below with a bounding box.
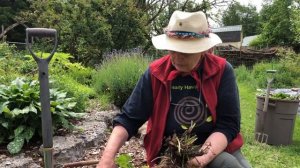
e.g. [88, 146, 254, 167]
[177, 68, 191, 73]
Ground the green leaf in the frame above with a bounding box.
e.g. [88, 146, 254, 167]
[0, 101, 9, 114]
[67, 112, 85, 118]
[10, 108, 21, 117]
[7, 136, 24, 154]
[116, 154, 133, 168]
[57, 92, 67, 99]
[21, 106, 31, 114]
[181, 125, 188, 130]
[56, 105, 66, 110]
[58, 116, 74, 130]
[67, 102, 77, 109]
[50, 101, 59, 106]
[23, 127, 35, 143]
[50, 107, 56, 113]
[11, 107, 30, 116]
[29, 80, 39, 87]
[11, 78, 25, 89]
[14, 125, 25, 136]
[29, 103, 37, 114]
[1, 122, 9, 128]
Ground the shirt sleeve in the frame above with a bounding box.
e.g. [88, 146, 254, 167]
[113, 68, 153, 139]
[213, 62, 240, 143]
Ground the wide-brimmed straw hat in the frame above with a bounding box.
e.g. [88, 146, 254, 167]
[152, 10, 222, 53]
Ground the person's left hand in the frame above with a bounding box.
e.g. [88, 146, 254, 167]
[187, 155, 209, 168]
[187, 156, 203, 168]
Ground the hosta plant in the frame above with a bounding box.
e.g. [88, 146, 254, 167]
[0, 77, 85, 154]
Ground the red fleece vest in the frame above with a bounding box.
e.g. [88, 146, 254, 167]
[145, 53, 243, 166]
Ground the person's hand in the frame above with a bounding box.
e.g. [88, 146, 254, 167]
[187, 156, 207, 168]
[97, 155, 117, 168]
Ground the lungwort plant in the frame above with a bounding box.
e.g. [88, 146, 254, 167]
[0, 78, 85, 154]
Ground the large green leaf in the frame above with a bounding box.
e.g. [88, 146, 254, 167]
[67, 102, 77, 109]
[14, 125, 25, 136]
[29, 103, 37, 114]
[11, 78, 25, 89]
[67, 112, 85, 118]
[11, 107, 30, 116]
[56, 92, 67, 99]
[1, 77, 85, 154]
[23, 127, 35, 143]
[1, 122, 9, 129]
[0, 101, 9, 114]
[7, 136, 24, 154]
[56, 105, 66, 110]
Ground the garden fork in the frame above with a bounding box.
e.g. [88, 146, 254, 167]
[26, 28, 58, 168]
[256, 70, 276, 143]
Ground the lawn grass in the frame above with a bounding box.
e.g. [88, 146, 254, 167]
[239, 82, 300, 168]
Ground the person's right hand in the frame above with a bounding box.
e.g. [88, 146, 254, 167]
[97, 156, 117, 168]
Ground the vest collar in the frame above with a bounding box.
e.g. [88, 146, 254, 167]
[151, 53, 223, 82]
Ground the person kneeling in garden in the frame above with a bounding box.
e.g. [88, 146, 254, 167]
[98, 10, 252, 168]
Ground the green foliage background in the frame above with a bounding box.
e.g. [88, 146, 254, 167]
[222, 2, 260, 36]
[0, 78, 85, 154]
[235, 47, 300, 89]
[0, 43, 94, 154]
[16, 0, 148, 66]
[251, 0, 299, 51]
[93, 54, 150, 108]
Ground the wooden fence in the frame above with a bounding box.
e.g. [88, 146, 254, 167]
[215, 47, 278, 68]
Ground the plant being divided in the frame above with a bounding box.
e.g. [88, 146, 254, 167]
[155, 122, 211, 168]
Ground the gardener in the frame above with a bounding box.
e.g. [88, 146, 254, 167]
[98, 10, 251, 168]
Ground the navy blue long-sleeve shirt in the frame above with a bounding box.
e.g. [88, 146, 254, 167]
[114, 62, 240, 144]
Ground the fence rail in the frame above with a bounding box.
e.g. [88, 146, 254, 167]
[215, 47, 278, 67]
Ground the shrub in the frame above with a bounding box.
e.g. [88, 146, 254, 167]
[0, 47, 94, 113]
[277, 47, 300, 87]
[47, 52, 95, 85]
[51, 75, 96, 112]
[237, 48, 300, 89]
[251, 61, 280, 88]
[0, 78, 85, 154]
[93, 54, 150, 107]
[0, 43, 28, 84]
[22, 52, 95, 111]
[235, 65, 256, 89]
[0, 43, 16, 58]
[251, 49, 300, 89]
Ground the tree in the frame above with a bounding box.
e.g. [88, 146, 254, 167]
[13, 0, 238, 64]
[290, 0, 300, 52]
[256, 0, 298, 50]
[0, 0, 29, 42]
[103, 0, 147, 51]
[17, 0, 148, 65]
[222, 2, 260, 36]
[138, 0, 235, 54]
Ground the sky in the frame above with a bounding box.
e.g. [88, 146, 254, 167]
[207, 0, 264, 27]
[236, 0, 263, 12]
